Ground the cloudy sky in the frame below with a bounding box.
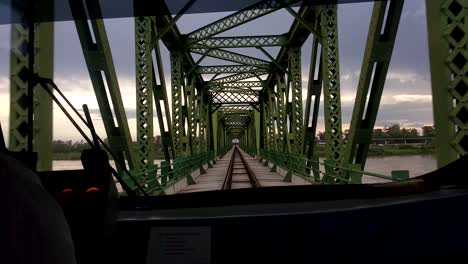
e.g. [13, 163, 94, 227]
[0, 0, 432, 144]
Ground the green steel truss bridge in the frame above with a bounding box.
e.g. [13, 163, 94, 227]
[5, 0, 468, 195]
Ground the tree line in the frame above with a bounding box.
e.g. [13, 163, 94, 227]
[317, 124, 436, 140]
[52, 136, 166, 154]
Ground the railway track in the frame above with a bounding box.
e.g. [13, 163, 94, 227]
[222, 146, 261, 190]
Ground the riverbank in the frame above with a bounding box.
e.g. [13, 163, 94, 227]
[52, 144, 435, 160]
[311, 144, 435, 157]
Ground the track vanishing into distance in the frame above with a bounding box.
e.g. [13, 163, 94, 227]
[223, 146, 261, 190]
[178, 147, 292, 194]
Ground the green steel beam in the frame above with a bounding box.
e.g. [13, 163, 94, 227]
[303, 38, 322, 163]
[9, 22, 54, 171]
[187, 76, 197, 155]
[70, 0, 137, 174]
[210, 72, 268, 84]
[171, 52, 186, 158]
[267, 87, 277, 151]
[191, 48, 270, 68]
[276, 74, 287, 152]
[320, 5, 343, 168]
[212, 110, 218, 157]
[135, 16, 154, 178]
[198, 90, 208, 153]
[343, 0, 404, 172]
[153, 18, 175, 162]
[190, 35, 288, 49]
[261, 95, 268, 151]
[426, 0, 468, 166]
[197, 65, 266, 74]
[186, 0, 301, 42]
[287, 47, 304, 155]
[257, 46, 290, 76]
[255, 109, 261, 157]
[208, 81, 264, 89]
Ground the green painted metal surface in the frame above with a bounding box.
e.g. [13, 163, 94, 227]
[320, 5, 343, 165]
[190, 35, 287, 49]
[343, 0, 404, 173]
[8, 0, 463, 196]
[135, 16, 155, 179]
[426, 0, 467, 167]
[9, 22, 54, 171]
[70, 0, 138, 177]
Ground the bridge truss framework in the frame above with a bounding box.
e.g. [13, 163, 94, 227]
[7, 0, 468, 193]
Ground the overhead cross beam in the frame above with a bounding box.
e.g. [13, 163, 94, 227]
[208, 81, 264, 89]
[191, 48, 270, 67]
[197, 65, 266, 74]
[209, 72, 268, 83]
[186, 0, 301, 42]
[190, 35, 288, 48]
[211, 89, 259, 104]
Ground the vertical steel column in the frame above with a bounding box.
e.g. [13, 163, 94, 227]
[34, 23, 54, 171]
[212, 111, 218, 157]
[268, 87, 277, 151]
[135, 16, 154, 177]
[288, 47, 304, 155]
[255, 110, 261, 157]
[152, 20, 174, 162]
[198, 91, 207, 153]
[276, 74, 287, 152]
[426, 0, 468, 167]
[9, 23, 54, 171]
[343, 1, 404, 171]
[303, 38, 322, 162]
[321, 5, 343, 163]
[187, 76, 197, 155]
[170, 52, 185, 158]
[259, 96, 266, 152]
[263, 92, 271, 150]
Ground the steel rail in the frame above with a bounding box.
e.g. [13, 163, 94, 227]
[222, 146, 261, 190]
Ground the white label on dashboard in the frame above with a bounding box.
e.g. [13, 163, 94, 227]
[146, 226, 211, 264]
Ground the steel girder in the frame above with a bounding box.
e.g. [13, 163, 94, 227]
[426, 0, 468, 167]
[187, 77, 197, 155]
[186, 0, 301, 43]
[153, 18, 175, 164]
[276, 74, 287, 152]
[210, 72, 268, 84]
[135, 16, 155, 178]
[197, 65, 267, 74]
[320, 5, 343, 168]
[170, 52, 187, 157]
[343, 1, 404, 173]
[303, 38, 322, 162]
[190, 35, 287, 49]
[208, 81, 264, 89]
[261, 4, 320, 155]
[9, 22, 54, 171]
[70, 0, 137, 174]
[211, 88, 259, 105]
[191, 48, 270, 68]
[220, 110, 254, 128]
[267, 87, 277, 151]
[288, 47, 304, 155]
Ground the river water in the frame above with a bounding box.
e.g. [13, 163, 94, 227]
[52, 154, 437, 184]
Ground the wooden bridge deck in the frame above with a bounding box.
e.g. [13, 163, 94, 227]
[178, 147, 292, 194]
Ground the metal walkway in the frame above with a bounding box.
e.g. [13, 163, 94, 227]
[179, 147, 292, 194]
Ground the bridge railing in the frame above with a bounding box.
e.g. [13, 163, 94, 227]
[260, 149, 409, 184]
[127, 151, 215, 195]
